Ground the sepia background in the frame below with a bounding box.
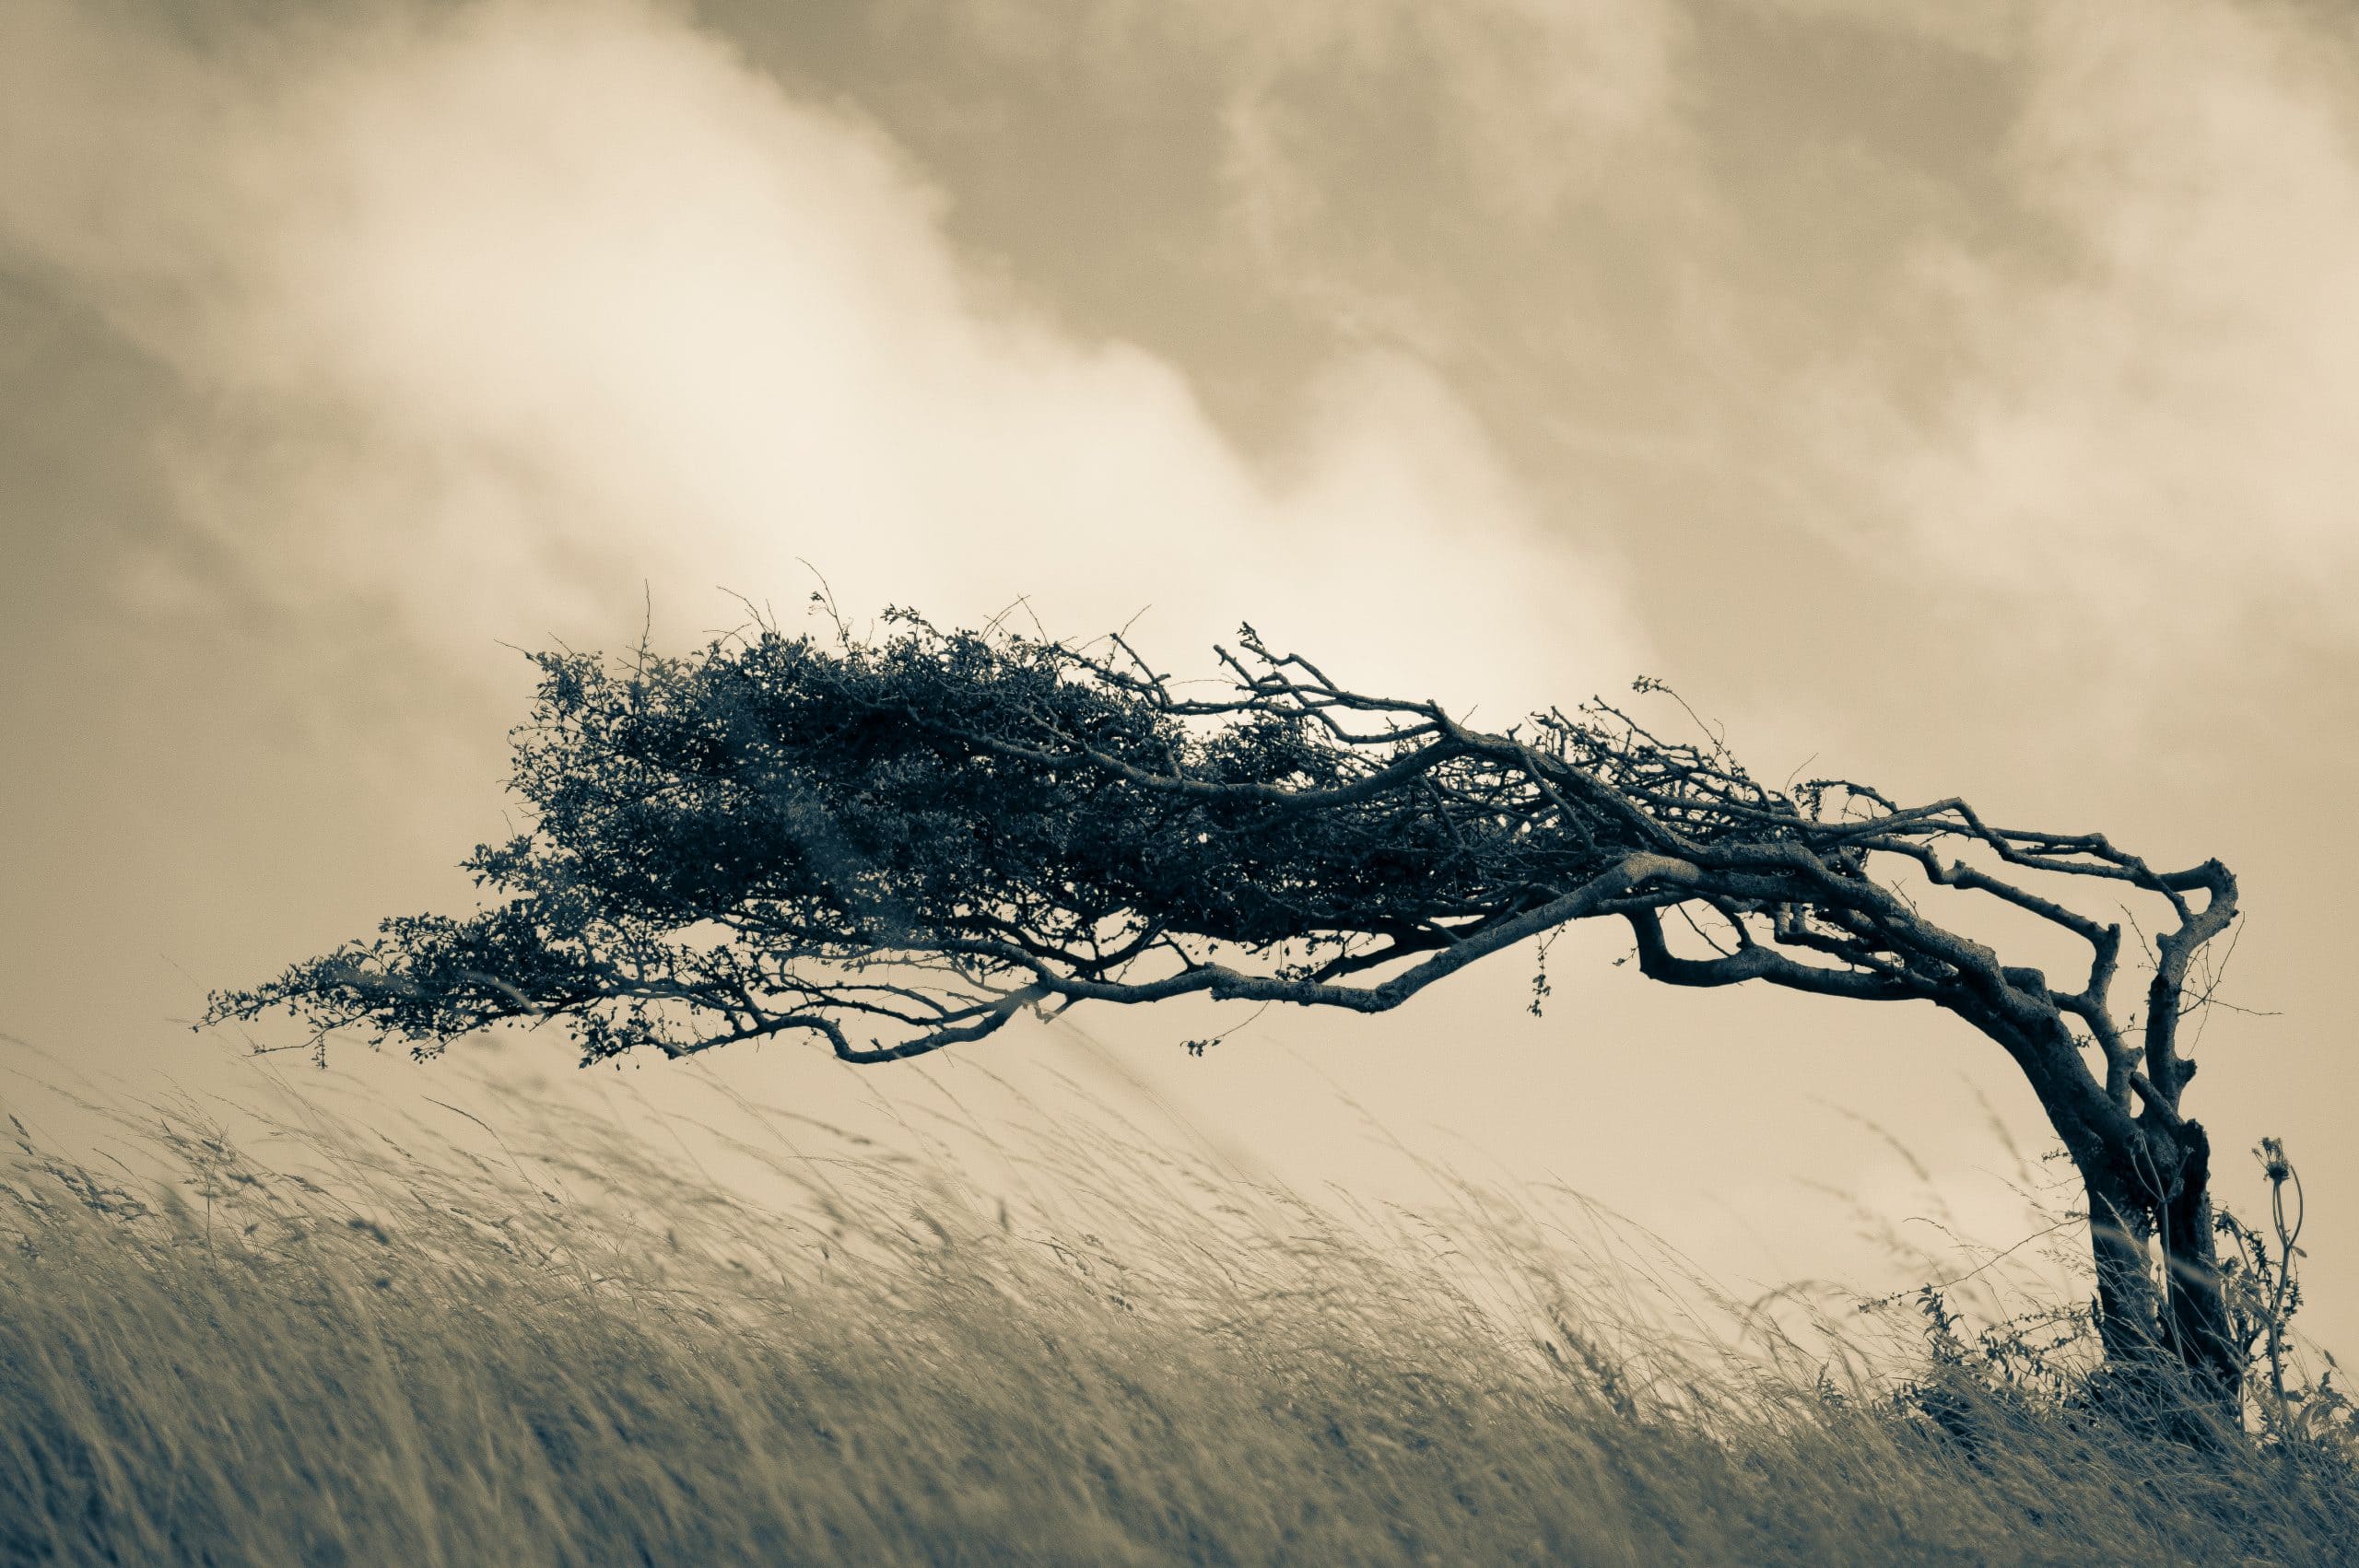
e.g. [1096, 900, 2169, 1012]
[6, 0, 2357, 1355]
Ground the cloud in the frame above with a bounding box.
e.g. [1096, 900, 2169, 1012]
[945, 0, 1686, 216]
[1797, 0, 2359, 648]
[1220, 0, 1687, 221]
[1203, 0, 1692, 338]
[0, 0, 1641, 714]
[1757, 0, 2027, 59]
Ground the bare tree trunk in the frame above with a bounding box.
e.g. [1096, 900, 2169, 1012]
[2157, 1122, 2240, 1404]
[2083, 1159, 2166, 1360]
[2079, 1128, 2241, 1431]
[1948, 962, 2246, 1431]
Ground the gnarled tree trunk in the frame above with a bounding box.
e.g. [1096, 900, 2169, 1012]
[2059, 1098, 2237, 1423]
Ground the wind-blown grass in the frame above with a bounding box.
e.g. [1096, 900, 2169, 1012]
[4, 1061, 2353, 1567]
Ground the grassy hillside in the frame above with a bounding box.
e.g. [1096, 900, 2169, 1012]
[4, 1069, 2353, 1567]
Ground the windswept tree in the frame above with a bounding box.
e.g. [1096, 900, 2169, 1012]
[213, 610, 2249, 1410]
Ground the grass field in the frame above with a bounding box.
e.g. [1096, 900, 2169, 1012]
[5, 1060, 2353, 1566]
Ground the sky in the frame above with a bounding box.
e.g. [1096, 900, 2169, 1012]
[6, 0, 2358, 1355]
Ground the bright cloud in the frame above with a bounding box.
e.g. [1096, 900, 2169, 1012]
[0, 0, 1642, 712]
[1802, 0, 2359, 646]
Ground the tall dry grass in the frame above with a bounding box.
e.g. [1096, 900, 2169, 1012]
[4, 1055, 2353, 1566]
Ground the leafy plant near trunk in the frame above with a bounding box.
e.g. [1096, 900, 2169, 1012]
[210, 608, 2263, 1416]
